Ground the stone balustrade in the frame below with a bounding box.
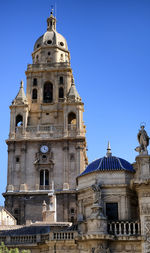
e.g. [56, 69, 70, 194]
[27, 62, 70, 71]
[52, 231, 75, 240]
[0, 231, 76, 245]
[12, 124, 82, 139]
[108, 220, 140, 236]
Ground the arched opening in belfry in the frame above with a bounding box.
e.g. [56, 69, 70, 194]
[32, 88, 37, 100]
[59, 87, 64, 99]
[68, 112, 76, 125]
[43, 82, 53, 103]
[16, 114, 23, 127]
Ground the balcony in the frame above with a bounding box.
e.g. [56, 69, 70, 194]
[107, 220, 140, 236]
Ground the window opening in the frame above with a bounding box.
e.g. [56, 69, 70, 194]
[59, 87, 64, 99]
[59, 76, 63, 84]
[32, 89, 37, 100]
[70, 216, 74, 223]
[71, 208, 74, 214]
[33, 78, 37, 86]
[106, 203, 118, 220]
[68, 112, 76, 125]
[40, 170, 49, 187]
[47, 40, 52, 44]
[43, 82, 53, 103]
[16, 157, 20, 163]
[16, 114, 23, 127]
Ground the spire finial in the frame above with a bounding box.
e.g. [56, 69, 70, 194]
[20, 80, 23, 88]
[106, 141, 112, 157]
[50, 5, 54, 16]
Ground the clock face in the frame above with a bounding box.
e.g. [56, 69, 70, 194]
[40, 145, 49, 153]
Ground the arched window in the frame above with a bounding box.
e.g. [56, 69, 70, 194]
[43, 82, 53, 103]
[16, 114, 23, 127]
[40, 170, 49, 189]
[68, 112, 76, 125]
[59, 87, 64, 99]
[32, 89, 37, 100]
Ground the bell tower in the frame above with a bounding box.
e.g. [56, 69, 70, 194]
[3, 10, 88, 224]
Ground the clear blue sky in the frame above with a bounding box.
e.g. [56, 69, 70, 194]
[0, 0, 150, 205]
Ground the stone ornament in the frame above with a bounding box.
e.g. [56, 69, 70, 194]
[135, 125, 150, 154]
[92, 181, 102, 205]
[93, 245, 111, 253]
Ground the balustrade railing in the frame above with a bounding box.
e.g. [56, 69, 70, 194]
[13, 124, 81, 139]
[0, 231, 76, 245]
[108, 220, 140, 236]
[27, 62, 70, 70]
[11, 235, 36, 244]
[53, 232, 74, 240]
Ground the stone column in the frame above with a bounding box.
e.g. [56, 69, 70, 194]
[63, 143, 69, 190]
[133, 155, 150, 253]
[20, 142, 27, 191]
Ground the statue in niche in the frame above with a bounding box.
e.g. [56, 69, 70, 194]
[135, 124, 149, 154]
[92, 180, 102, 205]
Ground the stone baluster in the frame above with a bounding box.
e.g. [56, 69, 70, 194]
[119, 222, 122, 235]
[128, 222, 131, 235]
[114, 222, 117, 235]
[124, 222, 127, 235]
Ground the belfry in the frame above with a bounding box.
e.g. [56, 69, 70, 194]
[3, 10, 88, 224]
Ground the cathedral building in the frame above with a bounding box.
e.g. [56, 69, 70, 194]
[1, 9, 150, 253]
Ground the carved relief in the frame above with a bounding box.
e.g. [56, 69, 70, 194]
[141, 204, 150, 215]
[93, 245, 111, 253]
[144, 217, 150, 253]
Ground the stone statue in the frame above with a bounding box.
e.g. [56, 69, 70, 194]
[135, 125, 149, 154]
[92, 180, 101, 205]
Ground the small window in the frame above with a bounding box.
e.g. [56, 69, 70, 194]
[16, 157, 20, 163]
[59, 76, 63, 84]
[47, 40, 52, 45]
[59, 87, 64, 99]
[33, 78, 37, 86]
[106, 203, 118, 220]
[32, 89, 37, 100]
[48, 52, 51, 56]
[71, 208, 74, 214]
[37, 44, 40, 48]
[60, 42, 64, 46]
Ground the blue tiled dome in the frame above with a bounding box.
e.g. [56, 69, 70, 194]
[80, 156, 135, 177]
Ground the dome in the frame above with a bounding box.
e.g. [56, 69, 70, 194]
[80, 156, 135, 177]
[34, 31, 68, 51]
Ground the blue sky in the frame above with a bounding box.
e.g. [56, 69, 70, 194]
[0, 0, 150, 205]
